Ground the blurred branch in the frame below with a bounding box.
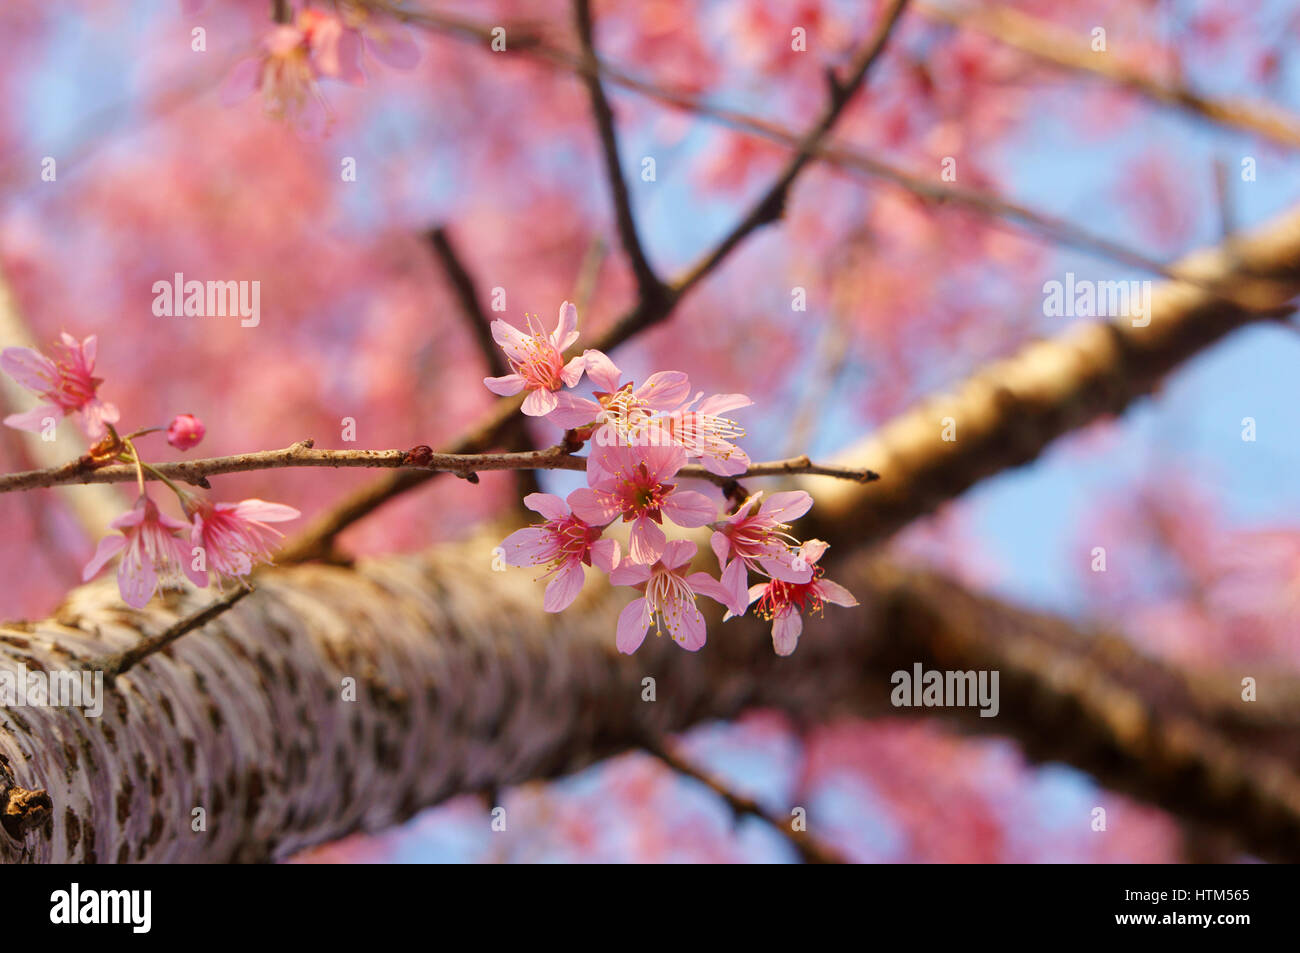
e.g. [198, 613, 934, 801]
[424, 226, 542, 500]
[804, 201, 1300, 547]
[640, 736, 847, 863]
[425, 226, 511, 380]
[280, 1, 909, 562]
[573, 0, 664, 303]
[0, 439, 879, 494]
[918, 1, 1300, 149]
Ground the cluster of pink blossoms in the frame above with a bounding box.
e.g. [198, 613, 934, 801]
[221, 2, 419, 129]
[493, 303, 857, 657]
[2, 334, 300, 609]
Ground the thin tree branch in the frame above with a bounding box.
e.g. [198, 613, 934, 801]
[918, 1, 1300, 150]
[426, 226, 511, 380]
[640, 736, 847, 863]
[573, 0, 664, 303]
[0, 440, 878, 495]
[89, 584, 254, 682]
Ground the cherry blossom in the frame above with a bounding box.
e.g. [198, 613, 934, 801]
[166, 413, 206, 451]
[83, 495, 208, 608]
[1, 333, 119, 440]
[484, 301, 587, 416]
[608, 540, 733, 654]
[500, 491, 620, 612]
[190, 498, 302, 580]
[745, 540, 858, 656]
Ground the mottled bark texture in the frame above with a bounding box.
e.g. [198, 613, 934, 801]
[2, 542, 1298, 863]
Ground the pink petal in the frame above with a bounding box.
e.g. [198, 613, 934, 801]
[759, 551, 814, 584]
[663, 489, 715, 528]
[548, 392, 601, 429]
[231, 499, 301, 523]
[628, 517, 666, 564]
[816, 578, 859, 608]
[524, 492, 569, 522]
[543, 562, 585, 612]
[499, 527, 551, 566]
[634, 371, 691, 410]
[665, 597, 706, 651]
[82, 534, 126, 581]
[116, 542, 158, 608]
[220, 57, 262, 106]
[489, 320, 532, 363]
[697, 393, 753, 416]
[772, 609, 803, 656]
[609, 560, 651, 587]
[590, 537, 620, 573]
[759, 491, 813, 524]
[659, 539, 697, 570]
[0, 347, 57, 392]
[616, 598, 651, 654]
[701, 447, 749, 477]
[3, 404, 61, 434]
[551, 300, 579, 350]
[581, 350, 622, 393]
[484, 373, 526, 397]
[709, 530, 731, 568]
[521, 387, 559, 417]
[567, 487, 618, 526]
[560, 355, 586, 388]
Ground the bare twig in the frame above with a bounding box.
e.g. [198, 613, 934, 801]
[0, 440, 878, 495]
[640, 736, 848, 864]
[89, 584, 254, 681]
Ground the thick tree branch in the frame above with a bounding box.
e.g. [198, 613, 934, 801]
[805, 201, 1300, 544]
[2, 542, 1297, 863]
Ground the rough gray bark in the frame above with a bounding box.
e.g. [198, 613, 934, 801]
[3, 541, 1299, 863]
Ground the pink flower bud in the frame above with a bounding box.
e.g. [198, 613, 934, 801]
[166, 413, 206, 451]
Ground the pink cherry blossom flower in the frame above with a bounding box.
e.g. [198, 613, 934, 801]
[191, 498, 301, 580]
[711, 490, 815, 611]
[2, 333, 119, 440]
[569, 443, 716, 564]
[483, 301, 587, 416]
[662, 391, 752, 476]
[166, 413, 206, 451]
[549, 349, 690, 436]
[222, 24, 329, 132]
[500, 491, 620, 612]
[608, 540, 733, 654]
[745, 540, 858, 656]
[83, 495, 208, 608]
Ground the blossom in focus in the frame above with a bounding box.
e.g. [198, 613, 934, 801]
[745, 539, 858, 656]
[549, 348, 690, 437]
[569, 443, 716, 564]
[191, 498, 301, 580]
[711, 490, 815, 611]
[166, 413, 206, 451]
[608, 540, 733, 654]
[500, 491, 620, 612]
[1, 333, 119, 440]
[83, 495, 208, 608]
[661, 391, 752, 476]
[484, 301, 587, 416]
